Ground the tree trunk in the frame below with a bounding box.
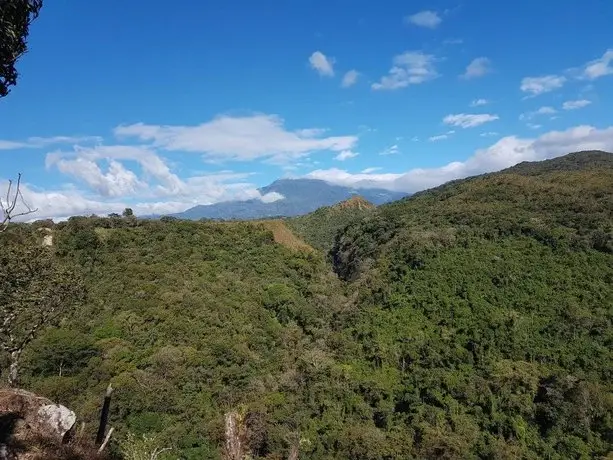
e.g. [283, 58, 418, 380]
[8, 349, 21, 387]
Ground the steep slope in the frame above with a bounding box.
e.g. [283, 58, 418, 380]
[328, 150, 613, 458]
[171, 178, 406, 220]
[286, 196, 375, 251]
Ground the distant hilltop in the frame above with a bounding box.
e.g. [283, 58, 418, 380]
[331, 195, 375, 211]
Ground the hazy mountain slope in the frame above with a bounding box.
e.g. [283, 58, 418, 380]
[171, 178, 406, 220]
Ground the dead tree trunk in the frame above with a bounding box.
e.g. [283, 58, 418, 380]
[95, 383, 113, 446]
[223, 410, 248, 460]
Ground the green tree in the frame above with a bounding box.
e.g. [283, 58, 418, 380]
[0, 233, 86, 386]
[0, 0, 43, 97]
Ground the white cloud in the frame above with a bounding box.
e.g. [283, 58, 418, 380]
[443, 113, 499, 128]
[0, 135, 102, 150]
[259, 192, 284, 203]
[527, 123, 542, 130]
[306, 169, 403, 189]
[335, 150, 359, 161]
[562, 99, 592, 110]
[443, 38, 463, 45]
[461, 57, 492, 79]
[46, 145, 187, 197]
[429, 130, 455, 142]
[13, 142, 294, 220]
[341, 70, 359, 88]
[114, 114, 358, 163]
[309, 51, 335, 77]
[305, 125, 613, 193]
[520, 75, 566, 96]
[470, 98, 489, 107]
[54, 157, 146, 197]
[372, 51, 439, 90]
[519, 106, 558, 122]
[361, 167, 382, 173]
[536, 106, 557, 115]
[580, 49, 613, 80]
[379, 144, 400, 155]
[405, 10, 442, 28]
[480, 131, 499, 137]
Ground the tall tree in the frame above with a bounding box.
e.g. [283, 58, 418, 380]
[0, 234, 86, 386]
[0, 0, 43, 97]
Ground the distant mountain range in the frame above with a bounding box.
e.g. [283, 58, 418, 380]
[168, 179, 408, 220]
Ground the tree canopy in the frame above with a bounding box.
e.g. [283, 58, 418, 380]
[0, 0, 43, 97]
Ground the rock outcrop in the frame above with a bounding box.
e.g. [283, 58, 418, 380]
[0, 388, 102, 460]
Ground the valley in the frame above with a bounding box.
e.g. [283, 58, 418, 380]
[2, 150, 612, 459]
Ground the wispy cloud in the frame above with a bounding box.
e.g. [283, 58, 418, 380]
[470, 98, 490, 107]
[405, 10, 442, 28]
[378, 144, 400, 155]
[335, 150, 359, 161]
[114, 114, 358, 164]
[520, 106, 557, 121]
[429, 130, 455, 142]
[520, 75, 566, 96]
[309, 51, 335, 77]
[443, 113, 499, 128]
[579, 49, 613, 80]
[562, 99, 592, 110]
[461, 57, 492, 79]
[372, 51, 439, 90]
[0, 135, 102, 150]
[341, 70, 360, 88]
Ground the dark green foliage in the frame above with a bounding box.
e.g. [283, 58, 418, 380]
[0, 0, 43, 97]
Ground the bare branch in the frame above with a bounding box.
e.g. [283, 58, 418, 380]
[1, 173, 37, 231]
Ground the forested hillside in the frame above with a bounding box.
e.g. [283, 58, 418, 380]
[1, 150, 612, 459]
[286, 196, 375, 251]
[329, 150, 613, 458]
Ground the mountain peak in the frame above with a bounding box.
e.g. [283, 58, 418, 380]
[173, 178, 407, 220]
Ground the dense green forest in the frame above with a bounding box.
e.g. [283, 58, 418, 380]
[1, 150, 612, 459]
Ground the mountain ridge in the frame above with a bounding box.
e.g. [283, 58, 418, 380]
[170, 178, 407, 220]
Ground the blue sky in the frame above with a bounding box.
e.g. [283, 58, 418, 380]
[1, 0, 613, 218]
